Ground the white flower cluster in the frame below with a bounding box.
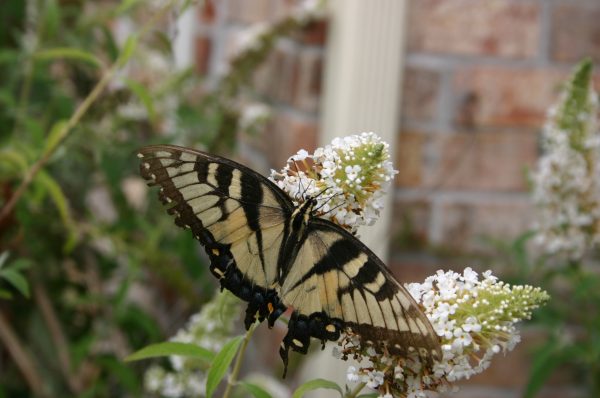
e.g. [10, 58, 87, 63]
[531, 63, 600, 259]
[144, 291, 241, 397]
[340, 268, 549, 397]
[269, 132, 397, 232]
[235, 23, 270, 55]
[239, 102, 271, 131]
[291, 0, 328, 23]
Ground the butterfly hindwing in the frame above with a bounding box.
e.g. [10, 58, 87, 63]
[138, 145, 293, 327]
[278, 218, 441, 365]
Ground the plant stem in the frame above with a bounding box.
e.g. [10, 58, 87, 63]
[34, 280, 84, 393]
[223, 322, 258, 398]
[13, 56, 35, 136]
[0, 62, 117, 223]
[0, 310, 48, 397]
[345, 382, 367, 398]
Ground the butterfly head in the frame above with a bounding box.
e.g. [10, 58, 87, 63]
[292, 197, 317, 231]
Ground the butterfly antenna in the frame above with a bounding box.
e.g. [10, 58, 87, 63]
[303, 178, 315, 199]
[291, 158, 304, 201]
[318, 200, 348, 217]
[313, 191, 345, 213]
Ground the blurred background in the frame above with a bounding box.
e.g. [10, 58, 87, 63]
[1, 0, 599, 397]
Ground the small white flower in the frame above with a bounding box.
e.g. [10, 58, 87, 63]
[269, 132, 398, 232]
[334, 268, 548, 396]
[531, 62, 600, 259]
[240, 102, 271, 130]
[235, 23, 269, 54]
[347, 366, 360, 382]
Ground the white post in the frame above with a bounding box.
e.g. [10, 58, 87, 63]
[300, 1, 408, 393]
[320, 0, 407, 258]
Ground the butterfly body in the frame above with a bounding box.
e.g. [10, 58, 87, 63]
[138, 145, 440, 376]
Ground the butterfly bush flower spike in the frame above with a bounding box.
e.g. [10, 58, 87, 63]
[144, 291, 241, 397]
[269, 132, 397, 232]
[338, 268, 549, 397]
[531, 59, 600, 259]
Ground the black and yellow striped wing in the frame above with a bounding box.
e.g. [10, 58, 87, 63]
[278, 218, 440, 363]
[138, 145, 293, 327]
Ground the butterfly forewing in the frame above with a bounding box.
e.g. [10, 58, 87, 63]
[138, 145, 292, 301]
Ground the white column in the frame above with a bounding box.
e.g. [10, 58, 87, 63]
[320, 0, 407, 258]
[300, 1, 408, 394]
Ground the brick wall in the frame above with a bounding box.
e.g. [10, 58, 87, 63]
[394, 2, 598, 396]
[194, 1, 599, 396]
[393, 0, 600, 260]
[195, 0, 324, 172]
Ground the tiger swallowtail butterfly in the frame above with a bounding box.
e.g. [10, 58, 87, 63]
[138, 145, 440, 376]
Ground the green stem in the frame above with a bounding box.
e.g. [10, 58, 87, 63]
[345, 382, 367, 398]
[223, 322, 258, 398]
[13, 56, 35, 136]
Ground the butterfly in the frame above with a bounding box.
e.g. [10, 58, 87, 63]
[137, 145, 440, 376]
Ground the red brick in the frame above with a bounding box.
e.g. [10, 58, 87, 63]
[401, 67, 441, 123]
[226, 0, 273, 23]
[389, 198, 431, 251]
[395, 131, 427, 188]
[439, 200, 532, 251]
[292, 50, 323, 113]
[396, 130, 538, 192]
[551, 2, 600, 64]
[431, 131, 538, 191]
[199, 0, 216, 24]
[407, 0, 541, 59]
[294, 20, 328, 46]
[263, 112, 318, 168]
[271, 0, 300, 21]
[453, 67, 566, 128]
[253, 48, 300, 105]
[194, 35, 212, 75]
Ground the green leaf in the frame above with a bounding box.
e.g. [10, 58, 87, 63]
[42, 0, 60, 39]
[34, 48, 102, 67]
[0, 252, 9, 269]
[239, 381, 273, 398]
[206, 335, 244, 398]
[292, 379, 343, 398]
[0, 269, 30, 298]
[96, 356, 140, 393]
[43, 120, 68, 156]
[34, 171, 78, 252]
[124, 79, 156, 124]
[0, 289, 13, 300]
[115, 0, 143, 15]
[524, 340, 566, 398]
[118, 35, 138, 67]
[0, 50, 19, 65]
[125, 341, 215, 362]
[357, 394, 379, 398]
[7, 258, 32, 272]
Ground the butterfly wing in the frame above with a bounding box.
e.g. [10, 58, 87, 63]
[278, 217, 441, 367]
[138, 145, 293, 327]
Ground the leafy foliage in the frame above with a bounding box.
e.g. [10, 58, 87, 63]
[0, 0, 328, 396]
